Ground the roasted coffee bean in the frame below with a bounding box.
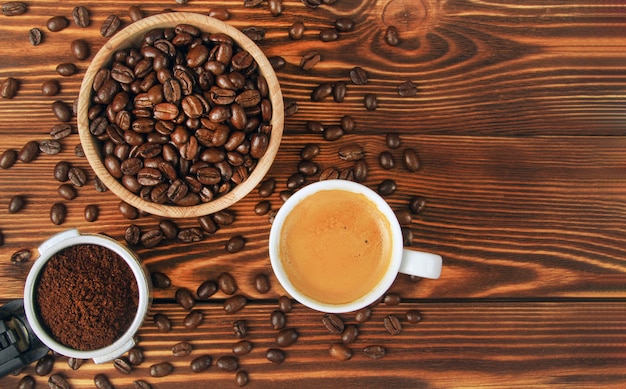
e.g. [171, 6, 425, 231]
[217, 355, 239, 371]
[197, 280, 218, 299]
[406, 309, 422, 323]
[113, 357, 132, 374]
[190, 355, 212, 373]
[198, 215, 218, 235]
[178, 228, 204, 243]
[218, 272, 237, 294]
[41, 79, 60, 96]
[56, 63, 77, 77]
[409, 196, 426, 214]
[133, 380, 152, 389]
[242, 26, 265, 41]
[141, 229, 163, 248]
[35, 354, 54, 376]
[254, 273, 271, 293]
[276, 328, 298, 347]
[233, 320, 247, 338]
[236, 370, 249, 387]
[72, 6, 90, 27]
[286, 172, 306, 190]
[403, 148, 420, 171]
[395, 210, 412, 226]
[379, 151, 395, 169]
[52, 100, 72, 122]
[329, 343, 352, 361]
[265, 348, 285, 364]
[353, 159, 368, 182]
[363, 345, 386, 359]
[119, 201, 139, 219]
[54, 161, 71, 182]
[40, 139, 62, 155]
[151, 271, 170, 289]
[398, 80, 418, 97]
[322, 313, 344, 334]
[149, 362, 173, 377]
[270, 310, 286, 330]
[377, 179, 397, 196]
[279, 190, 292, 203]
[340, 115, 356, 132]
[278, 295, 292, 312]
[300, 143, 320, 160]
[268, 55, 286, 70]
[319, 27, 338, 42]
[268, 0, 283, 16]
[333, 81, 347, 102]
[402, 227, 414, 246]
[172, 341, 193, 357]
[94, 176, 107, 192]
[364, 93, 378, 110]
[383, 315, 402, 335]
[158, 219, 178, 239]
[184, 310, 204, 330]
[2, 1, 26, 16]
[8, 195, 25, 213]
[71, 39, 90, 60]
[289, 21, 305, 39]
[311, 82, 333, 102]
[67, 357, 83, 370]
[176, 287, 196, 310]
[128, 5, 143, 22]
[384, 293, 401, 305]
[128, 347, 144, 365]
[284, 97, 298, 116]
[349, 66, 368, 85]
[213, 210, 235, 226]
[18, 140, 39, 163]
[386, 133, 402, 149]
[84, 204, 99, 222]
[254, 200, 271, 216]
[226, 235, 245, 253]
[154, 313, 172, 332]
[48, 374, 70, 389]
[47, 16, 69, 32]
[0, 148, 17, 169]
[68, 166, 87, 187]
[334, 17, 355, 32]
[258, 178, 276, 197]
[16, 375, 35, 389]
[124, 224, 141, 245]
[233, 340, 252, 355]
[1, 77, 18, 98]
[319, 167, 339, 181]
[50, 123, 72, 139]
[384, 25, 399, 46]
[306, 120, 324, 134]
[355, 307, 371, 323]
[94, 374, 113, 389]
[300, 50, 321, 70]
[50, 202, 66, 225]
[10, 248, 30, 263]
[209, 7, 230, 20]
[101, 15, 121, 37]
[224, 295, 247, 314]
[339, 144, 364, 161]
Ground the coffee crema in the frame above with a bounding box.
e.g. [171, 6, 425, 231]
[279, 189, 393, 305]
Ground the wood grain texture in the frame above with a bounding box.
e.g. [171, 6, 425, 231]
[0, 0, 625, 387]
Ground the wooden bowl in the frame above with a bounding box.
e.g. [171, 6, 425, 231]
[77, 12, 284, 218]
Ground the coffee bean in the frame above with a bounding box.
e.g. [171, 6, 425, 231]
[224, 295, 247, 314]
[354, 307, 371, 323]
[254, 200, 271, 216]
[233, 320, 247, 338]
[333, 81, 347, 102]
[384, 293, 401, 306]
[279, 190, 292, 203]
[217, 355, 239, 371]
[58, 183, 78, 201]
[208, 7, 230, 20]
[384, 25, 399, 46]
[353, 159, 368, 182]
[2, 2, 26, 16]
[149, 362, 173, 377]
[268, 55, 286, 70]
[341, 324, 359, 344]
[101, 15, 122, 37]
[402, 227, 414, 246]
[53, 161, 70, 182]
[266, 348, 285, 364]
[299, 144, 320, 161]
[128, 5, 143, 22]
[376, 151, 394, 170]
[319, 167, 339, 181]
[197, 280, 218, 299]
[184, 310, 204, 330]
[409, 195, 426, 214]
[236, 370, 249, 387]
[119, 201, 138, 219]
[0, 148, 17, 169]
[383, 315, 402, 335]
[386, 133, 402, 149]
[276, 328, 298, 347]
[10, 248, 30, 263]
[329, 343, 352, 361]
[284, 97, 299, 116]
[35, 354, 54, 376]
[334, 17, 355, 32]
[17, 375, 35, 389]
[8, 195, 25, 213]
[213, 210, 235, 226]
[178, 228, 204, 243]
[68, 166, 87, 187]
[268, 0, 283, 16]
[74, 142, 84, 156]
[190, 355, 212, 373]
[27, 27, 42, 46]
[364, 93, 378, 110]
[172, 341, 193, 357]
[18, 140, 39, 163]
[405, 310, 422, 324]
[319, 27, 338, 42]
[258, 178, 276, 197]
[133, 380, 152, 389]
[311, 82, 333, 102]
[1, 77, 18, 99]
[398, 80, 418, 97]
[52, 100, 72, 122]
[395, 210, 412, 226]
[113, 357, 132, 374]
[323, 125, 344, 141]
[233, 340, 252, 355]
[322, 313, 345, 334]
[71, 39, 90, 60]
[339, 144, 364, 161]
[50, 123, 72, 139]
[154, 313, 172, 332]
[48, 373, 70, 389]
[94, 176, 108, 192]
[39, 139, 61, 155]
[289, 21, 305, 39]
[403, 148, 420, 171]
[83, 204, 98, 222]
[254, 273, 271, 293]
[67, 357, 83, 370]
[50, 202, 66, 225]
[278, 295, 292, 312]
[218, 272, 238, 294]
[128, 347, 144, 366]
[40, 79, 61, 97]
[270, 310, 286, 330]
[349, 66, 368, 85]
[47, 16, 69, 32]
[176, 287, 196, 310]
[71, 6, 90, 28]
[306, 120, 324, 134]
[286, 172, 306, 190]
[94, 374, 113, 389]
[300, 50, 321, 70]
[56, 63, 77, 77]
[363, 345, 386, 359]
[226, 235, 245, 253]
[377, 179, 397, 196]
[151, 271, 171, 288]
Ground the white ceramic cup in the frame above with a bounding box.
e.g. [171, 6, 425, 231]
[23, 229, 151, 364]
[269, 180, 442, 313]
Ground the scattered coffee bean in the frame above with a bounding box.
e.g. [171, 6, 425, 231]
[184, 310, 204, 330]
[198, 215, 219, 234]
[254, 200, 271, 216]
[217, 355, 239, 371]
[353, 159, 368, 182]
[128, 347, 144, 366]
[54, 161, 71, 182]
[233, 319, 247, 338]
[289, 21, 305, 39]
[84, 204, 99, 222]
[340, 115, 356, 132]
[35, 354, 54, 376]
[236, 370, 249, 387]
[72, 6, 90, 27]
[341, 325, 359, 344]
[379, 151, 395, 169]
[286, 172, 306, 190]
[406, 309, 422, 323]
[101, 15, 121, 37]
[128, 5, 143, 22]
[323, 125, 344, 141]
[363, 345, 386, 359]
[156, 220, 177, 239]
[233, 340, 253, 355]
[50, 123, 72, 139]
[48, 373, 70, 389]
[386, 133, 402, 149]
[149, 362, 173, 377]
[242, 26, 265, 41]
[224, 295, 247, 314]
[339, 144, 364, 161]
[71, 39, 90, 60]
[178, 228, 204, 243]
[322, 313, 345, 334]
[52, 100, 72, 122]
[254, 273, 271, 293]
[329, 343, 352, 361]
[398, 80, 418, 97]
[67, 357, 83, 370]
[384, 25, 399, 46]
[1, 77, 18, 99]
[270, 310, 286, 330]
[266, 348, 285, 364]
[319, 167, 339, 181]
[119, 201, 138, 219]
[50, 202, 66, 225]
[10, 248, 30, 263]
[57, 184, 78, 201]
[333, 81, 347, 102]
[383, 315, 402, 335]
[258, 178, 276, 197]
[172, 341, 193, 357]
[349, 66, 368, 84]
[384, 293, 401, 305]
[409, 195, 426, 214]
[319, 27, 338, 42]
[377, 179, 397, 196]
[402, 227, 413, 246]
[276, 328, 298, 347]
[208, 8, 230, 20]
[354, 307, 371, 323]
[18, 140, 39, 163]
[190, 355, 212, 373]
[47, 16, 69, 32]
[176, 287, 196, 310]
[269, 55, 286, 70]
[8, 195, 25, 213]
[56, 63, 77, 76]
[306, 120, 324, 133]
[122, 224, 140, 246]
[226, 235, 246, 253]
[284, 97, 299, 116]
[94, 176, 107, 192]
[141, 230, 163, 248]
[334, 17, 355, 32]
[2, 1, 26, 16]
[0, 148, 17, 169]
[16, 375, 35, 389]
[395, 210, 412, 226]
[213, 210, 236, 226]
[113, 357, 132, 374]
[311, 82, 333, 102]
[197, 279, 218, 299]
[300, 50, 321, 70]
[278, 295, 292, 312]
[218, 272, 238, 294]
[268, 0, 283, 16]
[268, 209, 278, 224]
[154, 313, 172, 332]
[403, 148, 420, 171]
[94, 373, 113, 389]
[133, 380, 152, 389]
[364, 93, 378, 110]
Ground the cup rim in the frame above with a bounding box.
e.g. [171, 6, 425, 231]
[23, 229, 151, 362]
[268, 180, 403, 313]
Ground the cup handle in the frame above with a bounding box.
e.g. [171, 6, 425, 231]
[92, 338, 136, 364]
[399, 249, 442, 279]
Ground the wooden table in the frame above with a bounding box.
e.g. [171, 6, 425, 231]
[1, 1, 625, 387]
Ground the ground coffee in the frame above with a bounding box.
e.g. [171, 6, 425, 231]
[35, 244, 139, 351]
